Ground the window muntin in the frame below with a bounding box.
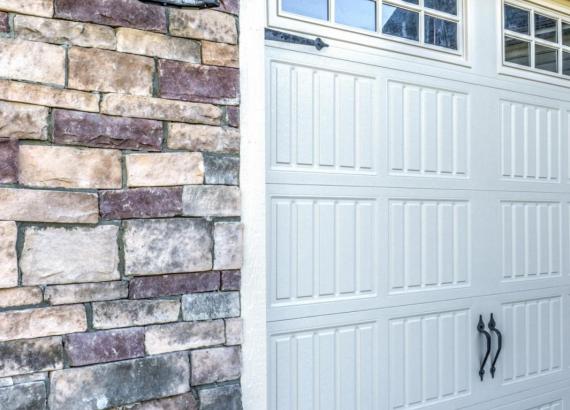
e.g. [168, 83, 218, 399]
[278, 0, 463, 54]
[503, 2, 570, 78]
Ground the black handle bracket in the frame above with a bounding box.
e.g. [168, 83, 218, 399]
[488, 313, 502, 378]
[477, 315, 492, 381]
[265, 28, 329, 50]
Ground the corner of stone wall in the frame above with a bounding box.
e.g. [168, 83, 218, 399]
[0, 0, 243, 409]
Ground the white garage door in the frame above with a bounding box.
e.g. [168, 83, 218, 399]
[266, 1, 570, 408]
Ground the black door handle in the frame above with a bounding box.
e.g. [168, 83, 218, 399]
[265, 28, 330, 50]
[488, 313, 502, 378]
[477, 315, 492, 381]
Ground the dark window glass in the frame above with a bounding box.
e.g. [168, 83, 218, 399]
[425, 0, 457, 15]
[505, 36, 530, 66]
[382, 4, 419, 41]
[563, 52, 570, 76]
[563, 22, 570, 46]
[282, 0, 328, 20]
[504, 5, 530, 34]
[425, 15, 458, 49]
[336, 0, 376, 31]
[535, 44, 558, 73]
[535, 14, 557, 43]
[402, 0, 420, 4]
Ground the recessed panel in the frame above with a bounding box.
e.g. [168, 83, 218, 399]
[270, 60, 376, 173]
[502, 296, 563, 384]
[501, 202, 562, 281]
[389, 309, 471, 409]
[500, 100, 560, 181]
[389, 200, 470, 293]
[271, 196, 376, 305]
[270, 322, 377, 410]
[388, 81, 469, 177]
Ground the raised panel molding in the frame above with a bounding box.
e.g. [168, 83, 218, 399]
[388, 81, 469, 177]
[389, 309, 471, 409]
[389, 200, 470, 293]
[270, 323, 377, 410]
[501, 201, 562, 280]
[502, 296, 563, 384]
[500, 101, 560, 182]
[270, 60, 376, 173]
[271, 196, 376, 305]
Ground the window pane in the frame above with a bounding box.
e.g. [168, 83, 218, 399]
[563, 52, 570, 76]
[504, 5, 530, 34]
[336, 0, 376, 31]
[535, 14, 557, 43]
[425, 15, 458, 49]
[382, 5, 419, 41]
[425, 0, 457, 15]
[535, 44, 558, 73]
[505, 36, 530, 66]
[402, 0, 420, 4]
[282, 0, 328, 20]
[563, 22, 570, 46]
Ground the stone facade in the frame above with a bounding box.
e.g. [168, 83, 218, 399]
[0, 0, 242, 409]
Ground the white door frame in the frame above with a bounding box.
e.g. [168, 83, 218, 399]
[240, 0, 268, 408]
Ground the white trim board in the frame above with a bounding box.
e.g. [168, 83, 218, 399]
[240, 0, 267, 408]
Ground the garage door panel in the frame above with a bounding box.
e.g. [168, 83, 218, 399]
[268, 56, 380, 174]
[388, 80, 470, 178]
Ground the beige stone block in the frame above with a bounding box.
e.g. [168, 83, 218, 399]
[0, 80, 99, 112]
[45, 282, 128, 305]
[170, 9, 237, 44]
[167, 123, 239, 153]
[14, 15, 116, 49]
[0, 305, 87, 342]
[0, 287, 43, 308]
[0, 222, 17, 289]
[0, 101, 48, 140]
[126, 152, 203, 187]
[202, 41, 238, 68]
[145, 320, 225, 355]
[19, 145, 122, 189]
[117, 28, 200, 63]
[0, 188, 98, 223]
[101, 94, 222, 125]
[0, 0, 53, 18]
[0, 38, 65, 85]
[214, 222, 243, 270]
[92, 300, 180, 330]
[20, 225, 120, 286]
[68, 47, 154, 95]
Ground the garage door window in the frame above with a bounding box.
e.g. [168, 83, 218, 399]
[281, 0, 463, 53]
[503, 2, 570, 78]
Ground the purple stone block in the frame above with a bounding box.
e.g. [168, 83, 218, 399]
[54, 0, 167, 32]
[226, 106, 239, 128]
[159, 60, 239, 105]
[221, 270, 240, 291]
[53, 110, 163, 151]
[0, 12, 9, 33]
[218, 0, 239, 15]
[0, 139, 18, 184]
[64, 328, 145, 367]
[100, 187, 183, 220]
[129, 272, 220, 299]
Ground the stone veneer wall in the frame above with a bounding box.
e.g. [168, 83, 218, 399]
[0, 0, 242, 409]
